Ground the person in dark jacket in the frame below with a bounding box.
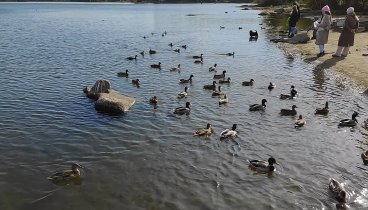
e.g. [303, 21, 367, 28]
[288, 4, 300, 38]
[332, 7, 359, 57]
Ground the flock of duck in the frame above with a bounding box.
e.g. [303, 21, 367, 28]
[49, 30, 368, 206]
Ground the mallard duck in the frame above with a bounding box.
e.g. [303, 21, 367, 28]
[295, 115, 306, 127]
[212, 86, 224, 97]
[178, 86, 188, 98]
[170, 64, 181, 72]
[219, 94, 228, 105]
[213, 70, 226, 79]
[280, 105, 297, 116]
[268, 82, 276, 90]
[280, 85, 297, 99]
[181, 45, 187, 49]
[248, 157, 277, 173]
[132, 79, 140, 86]
[180, 74, 194, 84]
[194, 123, 213, 136]
[361, 150, 368, 165]
[150, 62, 161, 69]
[117, 69, 129, 77]
[329, 178, 347, 203]
[203, 81, 217, 90]
[338, 111, 358, 127]
[194, 58, 203, 64]
[249, 99, 267, 111]
[315, 102, 329, 115]
[193, 53, 203, 59]
[126, 55, 137, 60]
[209, 64, 217, 72]
[47, 163, 83, 182]
[220, 124, 237, 139]
[174, 48, 180, 53]
[149, 49, 157, 54]
[219, 77, 231, 84]
[149, 96, 158, 104]
[174, 102, 191, 115]
[242, 79, 254, 86]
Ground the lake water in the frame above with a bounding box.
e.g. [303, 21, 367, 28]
[0, 3, 368, 210]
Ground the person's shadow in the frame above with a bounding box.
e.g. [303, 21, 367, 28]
[315, 57, 344, 70]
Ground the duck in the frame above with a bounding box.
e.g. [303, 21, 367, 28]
[338, 111, 358, 127]
[212, 86, 224, 97]
[178, 86, 188, 98]
[209, 64, 217, 72]
[174, 48, 180, 53]
[168, 42, 173, 47]
[280, 86, 297, 99]
[194, 58, 203, 64]
[213, 70, 226, 79]
[220, 124, 237, 139]
[280, 105, 297, 116]
[220, 26, 225, 29]
[226, 52, 235, 56]
[361, 150, 368, 165]
[203, 81, 217, 90]
[219, 94, 229, 105]
[249, 99, 267, 111]
[295, 115, 306, 127]
[149, 96, 158, 104]
[174, 102, 191, 115]
[132, 79, 140, 86]
[268, 82, 276, 90]
[315, 102, 329, 115]
[180, 74, 194, 84]
[248, 157, 277, 173]
[181, 45, 187, 49]
[194, 123, 213, 136]
[140, 51, 145, 56]
[149, 49, 157, 54]
[238, 27, 243, 30]
[170, 64, 181, 72]
[192, 53, 203, 59]
[47, 163, 83, 182]
[219, 77, 231, 84]
[117, 69, 129, 77]
[249, 30, 258, 38]
[126, 55, 137, 60]
[242, 79, 255, 86]
[150, 62, 161, 69]
[329, 178, 347, 203]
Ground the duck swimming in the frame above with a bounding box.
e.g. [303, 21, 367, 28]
[242, 79, 254, 86]
[132, 79, 140, 86]
[126, 55, 137, 60]
[117, 69, 129, 77]
[338, 111, 358, 127]
[219, 77, 231, 84]
[149, 49, 157, 54]
[194, 123, 213, 136]
[212, 86, 224, 97]
[329, 178, 347, 203]
[170, 64, 181, 72]
[209, 64, 217, 72]
[213, 70, 226, 79]
[203, 81, 217, 90]
[181, 45, 187, 49]
[249, 99, 267, 111]
[295, 115, 306, 127]
[47, 163, 83, 182]
[280, 85, 297, 99]
[174, 102, 191, 115]
[268, 82, 276, 90]
[180, 74, 194, 84]
[315, 102, 329, 115]
[149, 96, 158, 104]
[178, 86, 188, 98]
[226, 52, 235, 56]
[280, 105, 297, 116]
[220, 124, 237, 139]
[248, 157, 277, 173]
[150, 62, 161, 69]
[194, 58, 203, 64]
[174, 48, 180, 53]
[193, 53, 203, 59]
[219, 94, 228, 105]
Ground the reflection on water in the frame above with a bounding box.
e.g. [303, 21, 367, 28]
[0, 2, 368, 210]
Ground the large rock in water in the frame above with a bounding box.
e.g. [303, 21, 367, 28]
[83, 80, 135, 114]
[286, 33, 310, 44]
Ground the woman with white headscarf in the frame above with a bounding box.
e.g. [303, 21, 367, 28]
[332, 7, 360, 57]
[315, 5, 332, 57]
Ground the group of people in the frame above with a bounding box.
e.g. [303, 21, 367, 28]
[288, 2, 360, 58]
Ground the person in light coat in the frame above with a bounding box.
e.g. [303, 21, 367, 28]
[332, 7, 359, 57]
[315, 5, 332, 57]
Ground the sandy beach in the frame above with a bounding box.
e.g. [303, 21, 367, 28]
[276, 29, 368, 90]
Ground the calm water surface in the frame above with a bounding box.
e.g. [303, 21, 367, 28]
[0, 3, 368, 210]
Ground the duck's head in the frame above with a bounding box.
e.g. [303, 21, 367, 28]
[292, 105, 297, 109]
[250, 79, 255, 82]
[206, 123, 211, 129]
[223, 94, 227, 98]
[189, 74, 194, 79]
[227, 77, 231, 81]
[158, 62, 161, 65]
[352, 111, 359, 120]
[222, 70, 227, 74]
[71, 163, 83, 171]
[125, 69, 129, 73]
[185, 102, 191, 108]
[213, 81, 217, 85]
[178, 64, 181, 67]
[291, 85, 295, 89]
[298, 114, 303, 119]
[214, 64, 217, 67]
[268, 157, 277, 165]
[231, 124, 237, 130]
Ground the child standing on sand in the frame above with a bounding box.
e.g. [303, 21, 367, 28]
[315, 5, 332, 57]
[332, 7, 359, 58]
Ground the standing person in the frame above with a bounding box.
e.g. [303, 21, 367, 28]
[288, 4, 300, 38]
[315, 5, 332, 57]
[332, 7, 359, 57]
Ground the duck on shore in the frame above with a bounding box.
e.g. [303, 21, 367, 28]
[338, 111, 358, 127]
[47, 163, 83, 182]
[248, 157, 277, 173]
[249, 99, 267, 111]
[194, 123, 213, 136]
[315, 102, 329, 115]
